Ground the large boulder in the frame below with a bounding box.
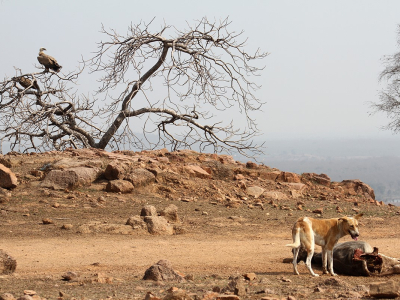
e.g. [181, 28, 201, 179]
[302, 173, 331, 187]
[105, 180, 134, 193]
[159, 204, 179, 223]
[141, 205, 158, 217]
[259, 170, 281, 181]
[143, 259, 184, 282]
[144, 216, 174, 235]
[125, 216, 147, 230]
[333, 179, 375, 199]
[276, 171, 301, 183]
[246, 186, 265, 198]
[124, 168, 155, 187]
[0, 164, 18, 189]
[41, 167, 100, 190]
[183, 165, 211, 179]
[104, 161, 133, 180]
[0, 249, 16, 274]
[201, 161, 234, 180]
[52, 158, 103, 169]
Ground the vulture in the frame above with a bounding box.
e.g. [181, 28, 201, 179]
[37, 48, 62, 72]
[12, 76, 39, 90]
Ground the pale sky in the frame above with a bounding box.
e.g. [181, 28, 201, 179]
[1, 0, 400, 143]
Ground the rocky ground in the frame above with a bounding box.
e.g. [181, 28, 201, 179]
[0, 148, 400, 300]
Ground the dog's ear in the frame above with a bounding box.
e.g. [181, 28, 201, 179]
[338, 217, 348, 222]
[354, 213, 363, 220]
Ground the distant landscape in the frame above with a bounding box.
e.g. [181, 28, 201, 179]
[258, 138, 400, 204]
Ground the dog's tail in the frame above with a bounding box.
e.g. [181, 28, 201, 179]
[285, 227, 301, 248]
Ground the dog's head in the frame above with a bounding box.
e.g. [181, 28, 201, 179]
[339, 213, 363, 241]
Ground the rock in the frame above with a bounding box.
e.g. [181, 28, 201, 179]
[125, 215, 147, 229]
[259, 171, 280, 181]
[22, 291, 35, 297]
[16, 296, 32, 300]
[0, 156, 12, 168]
[312, 208, 323, 214]
[264, 191, 287, 200]
[246, 161, 258, 169]
[105, 180, 134, 193]
[216, 296, 240, 300]
[246, 186, 265, 198]
[334, 179, 375, 200]
[0, 164, 18, 189]
[202, 161, 234, 180]
[141, 205, 158, 217]
[276, 171, 301, 183]
[227, 277, 246, 296]
[285, 183, 306, 191]
[42, 218, 54, 225]
[0, 293, 16, 300]
[61, 224, 73, 230]
[159, 204, 179, 223]
[52, 158, 103, 169]
[302, 173, 331, 187]
[124, 168, 155, 187]
[62, 271, 79, 281]
[243, 272, 256, 281]
[163, 287, 192, 300]
[0, 249, 17, 274]
[144, 292, 161, 300]
[144, 216, 174, 235]
[234, 174, 245, 180]
[369, 281, 399, 298]
[183, 165, 211, 179]
[76, 222, 135, 235]
[104, 161, 132, 180]
[143, 260, 185, 282]
[41, 167, 100, 190]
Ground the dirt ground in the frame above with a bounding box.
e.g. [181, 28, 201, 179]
[1, 151, 400, 299]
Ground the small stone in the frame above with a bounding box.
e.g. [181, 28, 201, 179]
[62, 271, 79, 281]
[0, 293, 16, 300]
[312, 208, 323, 214]
[42, 218, 54, 225]
[61, 224, 73, 230]
[243, 272, 256, 281]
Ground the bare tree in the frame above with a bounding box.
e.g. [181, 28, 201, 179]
[372, 24, 400, 132]
[0, 18, 268, 155]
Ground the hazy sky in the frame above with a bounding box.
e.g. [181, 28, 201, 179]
[1, 0, 400, 142]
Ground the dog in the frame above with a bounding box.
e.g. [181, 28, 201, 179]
[286, 213, 363, 276]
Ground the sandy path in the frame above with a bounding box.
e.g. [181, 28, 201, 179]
[3, 234, 399, 277]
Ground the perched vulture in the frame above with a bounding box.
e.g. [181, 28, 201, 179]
[37, 47, 62, 72]
[12, 76, 39, 90]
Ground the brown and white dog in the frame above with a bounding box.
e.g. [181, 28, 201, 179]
[286, 214, 363, 277]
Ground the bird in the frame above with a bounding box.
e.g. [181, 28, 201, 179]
[37, 47, 62, 72]
[12, 76, 39, 90]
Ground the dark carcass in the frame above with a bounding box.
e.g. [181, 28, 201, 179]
[295, 241, 400, 276]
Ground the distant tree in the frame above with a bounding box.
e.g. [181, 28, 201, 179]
[0, 18, 268, 155]
[373, 24, 400, 132]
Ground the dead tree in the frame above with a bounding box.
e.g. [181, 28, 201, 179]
[0, 18, 268, 155]
[372, 24, 400, 132]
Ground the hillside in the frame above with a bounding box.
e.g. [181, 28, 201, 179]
[0, 148, 399, 299]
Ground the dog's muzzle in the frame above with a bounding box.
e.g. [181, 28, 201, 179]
[350, 232, 359, 241]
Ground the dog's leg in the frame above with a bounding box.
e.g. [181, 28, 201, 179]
[326, 250, 337, 276]
[306, 248, 319, 277]
[292, 247, 300, 275]
[321, 247, 328, 274]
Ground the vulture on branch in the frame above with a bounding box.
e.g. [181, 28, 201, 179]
[37, 48, 62, 72]
[12, 76, 39, 90]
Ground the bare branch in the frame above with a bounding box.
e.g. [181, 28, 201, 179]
[0, 18, 267, 156]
